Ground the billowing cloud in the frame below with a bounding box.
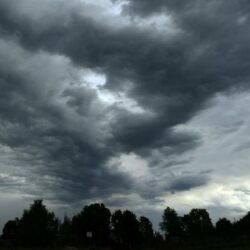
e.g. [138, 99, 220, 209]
[0, 0, 250, 228]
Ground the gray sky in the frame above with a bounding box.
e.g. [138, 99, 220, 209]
[1, 0, 250, 230]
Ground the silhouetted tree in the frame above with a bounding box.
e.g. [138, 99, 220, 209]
[111, 210, 123, 245]
[182, 208, 213, 239]
[235, 211, 250, 237]
[111, 210, 140, 248]
[160, 207, 183, 239]
[216, 217, 233, 238]
[71, 203, 111, 246]
[5, 200, 250, 249]
[153, 231, 164, 250]
[154, 231, 164, 242]
[59, 215, 73, 245]
[16, 200, 59, 246]
[1, 218, 19, 243]
[139, 216, 154, 245]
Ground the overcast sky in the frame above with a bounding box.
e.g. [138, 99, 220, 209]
[1, 0, 250, 229]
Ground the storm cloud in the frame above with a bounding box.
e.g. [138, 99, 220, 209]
[1, 0, 250, 226]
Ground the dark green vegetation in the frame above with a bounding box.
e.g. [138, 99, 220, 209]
[1, 200, 250, 249]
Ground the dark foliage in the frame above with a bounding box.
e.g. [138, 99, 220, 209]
[216, 217, 233, 239]
[111, 209, 141, 248]
[2, 200, 250, 249]
[139, 216, 154, 245]
[58, 215, 74, 245]
[235, 211, 250, 235]
[71, 203, 111, 246]
[160, 207, 183, 239]
[181, 208, 214, 238]
[15, 200, 59, 246]
[1, 218, 19, 242]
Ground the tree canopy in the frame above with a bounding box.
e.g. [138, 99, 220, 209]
[2, 200, 250, 249]
[160, 207, 183, 239]
[71, 203, 111, 246]
[15, 200, 59, 246]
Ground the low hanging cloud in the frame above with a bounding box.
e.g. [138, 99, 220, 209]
[0, 0, 250, 221]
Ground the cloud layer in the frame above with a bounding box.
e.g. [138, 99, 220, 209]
[1, 0, 250, 226]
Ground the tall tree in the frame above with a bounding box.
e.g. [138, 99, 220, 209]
[16, 200, 59, 246]
[160, 207, 183, 239]
[139, 216, 154, 246]
[111, 210, 123, 245]
[216, 217, 233, 238]
[111, 210, 140, 248]
[59, 215, 73, 245]
[139, 216, 154, 240]
[71, 203, 111, 246]
[235, 211, 250, 236]
[182, 208, 213, 238]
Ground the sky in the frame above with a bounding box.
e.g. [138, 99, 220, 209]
[1, 0, 250, 230]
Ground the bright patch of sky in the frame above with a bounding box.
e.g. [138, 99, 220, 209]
[80, 0, 179, 35]
[79, 69, 146, 113]
[82, 0, 124, 15]
[107, 153, 151, 179]
[161, 90, 250, 221]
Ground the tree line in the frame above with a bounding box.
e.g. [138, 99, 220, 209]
[1, 200, 250, 249]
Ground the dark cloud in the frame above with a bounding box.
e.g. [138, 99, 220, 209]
[0, 38, 133, 203]
[133, 172, 209, 201]
[117, 0, 178, 16]
[119, 0, 250, 19]
[0, 1, 202, 156]
[167, 174, 209, 193]
[0, 0, 250, 210]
